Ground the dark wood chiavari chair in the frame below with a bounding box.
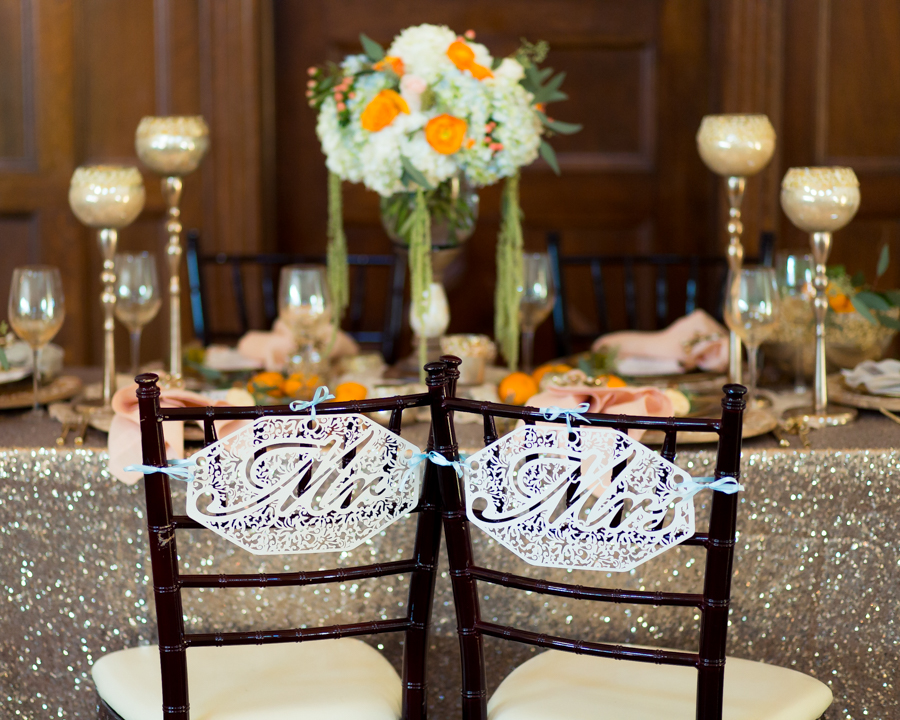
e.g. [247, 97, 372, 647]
[546, 230, 775, 357]
[92, 373, 442, 720]
[427, 355, 832, 720]
[185, 230, 407, 363]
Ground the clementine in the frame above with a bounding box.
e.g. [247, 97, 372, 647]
[498, 372, 539, 406]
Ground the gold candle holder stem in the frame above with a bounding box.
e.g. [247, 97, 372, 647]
[97, 228, 118, 408]
[726, 175, 746, 385]
[810, 231, 831, 412]
[163, 176, 184, 386]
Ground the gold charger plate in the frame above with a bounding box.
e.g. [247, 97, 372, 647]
[642, 407, 778, 446]
[0, 375, 83, 410]
[827, 374, 900, 411]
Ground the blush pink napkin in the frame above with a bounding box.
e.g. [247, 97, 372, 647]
[108, 384, 249, 485]
[591, 309, 729, 373]
[527, 384, 674, 496]
[237, 319, 359, 372]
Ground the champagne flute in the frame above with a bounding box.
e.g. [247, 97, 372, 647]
[8, 266, 66, 413]
[278, 265, 332, 393]
[725, 267, 779, 405]
[775, 252, 814, 393]
[518, 253, 556, 374]
[114, 253, 162, 378]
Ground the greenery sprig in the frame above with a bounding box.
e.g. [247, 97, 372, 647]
[828, 244, 900, 330]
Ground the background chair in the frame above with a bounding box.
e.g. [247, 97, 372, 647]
[428, 356, 831, 720]
[546, 230, 775, 356]
[93, 373, 442, 720]
[185, 230, 407, 363]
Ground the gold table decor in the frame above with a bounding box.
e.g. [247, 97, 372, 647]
[696, 114, 776, 384]
[781, 166, 860, 427]
[68, 166, 145, 410]
[135, 116, 210, 387]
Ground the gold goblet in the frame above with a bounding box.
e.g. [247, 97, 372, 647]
[697, 114, 776, 383]
[69, 165, 146, 409]
[135, 115, 209, 386]
[781, 166, 860, 427]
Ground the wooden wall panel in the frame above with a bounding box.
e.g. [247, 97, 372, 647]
[0, 0, 28, 163]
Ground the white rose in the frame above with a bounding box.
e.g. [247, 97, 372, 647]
[494, 58, 525, 82]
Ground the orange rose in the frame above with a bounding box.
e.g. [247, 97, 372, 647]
[446, 40, 493, 80]
[425, 114, 468, 155]
[373, 55, 405, 76]
[360, 89, 410, 132]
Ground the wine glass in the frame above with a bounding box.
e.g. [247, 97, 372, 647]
[775, 252, 814, 393]
[278, 265, 332, 394]
[518, 253, 556, 374]
[7, 266, 66, 413]
[114, 253, 162, 378]
[724, 267, 779, 405]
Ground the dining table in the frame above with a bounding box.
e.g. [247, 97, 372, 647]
[0, 369, 896, 720]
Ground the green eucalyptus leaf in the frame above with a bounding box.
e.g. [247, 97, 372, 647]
[826, 265, 846, 279]
[881, 289, 900, 305]
[360, 33, 385, 62]
[537, 67, 554, 82]
[856, 290, 892, 311]
[0, 348, 7, 371]
[400, 156, 433, 190]
[544, 90, 569, 103]
[877, 314, 900, 330]
[491, 56, 503, 70]
[543, 117, 582, 134]
[851, 270, 866, 287]
[851, 294, 878, 324]
[877, 243, 890, 278]
[540, 140, 561, 175]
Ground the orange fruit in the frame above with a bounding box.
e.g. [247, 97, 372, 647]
[498, 372, 539, 405]
[283, 373, 323, 399]
[247, 371, 285, 397]
[532, 363, 572, 386]
[334, 381, 367, 403]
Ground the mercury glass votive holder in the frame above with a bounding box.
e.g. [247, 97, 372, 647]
[696, 113, 776, 385]
[68, 165, 146, 410]
[781, 166, 860, 428]
[135, 115, 210, 387]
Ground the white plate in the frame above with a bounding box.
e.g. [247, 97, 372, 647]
[616, 356, 684, 377]
[0, 366, 30, 384]
[203, 346, 263, 372]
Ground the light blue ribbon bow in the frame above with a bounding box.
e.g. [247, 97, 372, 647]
[541, 402, 591, 431]
[289, 386, 336, 418]
[675, 475, 744, 499]
[410, 450, 466, 478]
[123, 458, 197, 482]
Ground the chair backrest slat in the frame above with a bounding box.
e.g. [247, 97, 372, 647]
[429, 355, 746, 720]
[134, 371, 444, 719]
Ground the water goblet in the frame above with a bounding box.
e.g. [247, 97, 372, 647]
[278, 265, 332, 395]
[518, 253, 557, 374]
[8, 266, 66, 414]
[781, 166, 860, 427]
[697, 114, 776, 383]
[724, 267, 780, 406]
[774, 252, 814, 392]
[114, 253, 162, 378]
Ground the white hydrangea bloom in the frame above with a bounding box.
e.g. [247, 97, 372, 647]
[494, 58, 525, 82]
[387, 24, 457, 84]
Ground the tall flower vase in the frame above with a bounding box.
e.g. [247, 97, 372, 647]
[381, 177, 479, 376]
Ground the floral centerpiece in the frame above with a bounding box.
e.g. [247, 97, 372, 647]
[306, 24, 579, 370]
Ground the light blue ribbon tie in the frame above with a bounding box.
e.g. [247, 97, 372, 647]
[123, 458, 197, 482]
[676, 475, 744, 499]
[410, 450, 466, 478]
[289, 386, 336, 418]
[541, 402, 591, 432]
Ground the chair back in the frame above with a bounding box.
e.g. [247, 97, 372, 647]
[185, 231, 407, 363]
[427, 356, 746, 720]
[134, 372, 442, 719]
[547, 231, 743, 356]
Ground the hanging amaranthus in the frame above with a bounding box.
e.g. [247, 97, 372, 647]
[326, 171, 349, 326]
[408, 189, 432, 380]
[495, 172, 524, 370]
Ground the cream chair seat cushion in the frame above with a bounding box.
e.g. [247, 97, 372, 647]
[488, 649, 832, 720]
[92, 638, 401, 720]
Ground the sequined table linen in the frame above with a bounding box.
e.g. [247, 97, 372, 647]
[0, 447, 895, 719]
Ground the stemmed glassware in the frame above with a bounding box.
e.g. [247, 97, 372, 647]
[518, 253, 556, 374]
[8, 266, 66, 413]
[278, 265, 332, 395]
[696, 114, 776, 383]
[781, 167, 860, 427]
[774, 252, 814, 392]
[114, 253, 162, 378]
[724, 267, 779, 406]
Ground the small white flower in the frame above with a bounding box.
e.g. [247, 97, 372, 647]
[400, 74, 428, 113]
[494, 58, 524, 82]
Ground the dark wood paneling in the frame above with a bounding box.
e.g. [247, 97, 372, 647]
[0, 215, 38, 314]
[0, 0, 27, 162]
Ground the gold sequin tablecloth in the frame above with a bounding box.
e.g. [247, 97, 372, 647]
[0, 445, 897, 719]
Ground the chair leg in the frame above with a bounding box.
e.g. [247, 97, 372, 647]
[98, 697, 126, 719]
